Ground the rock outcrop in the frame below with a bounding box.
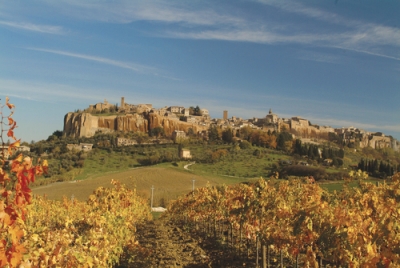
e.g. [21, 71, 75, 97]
[63, 112, 207, 138]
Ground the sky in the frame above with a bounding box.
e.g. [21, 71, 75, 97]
[0, 0, 399, 143]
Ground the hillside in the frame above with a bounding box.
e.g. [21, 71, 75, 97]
[64, 98, 399, 153]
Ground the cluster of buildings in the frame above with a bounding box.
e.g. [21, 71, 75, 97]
[86, 98, 153, 114]
[83, 98, 399, 151]
[0, 145, 30, 160]
[216, 109, 399, 151]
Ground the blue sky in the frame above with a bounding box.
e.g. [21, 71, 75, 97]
[0, 0, 399, 143]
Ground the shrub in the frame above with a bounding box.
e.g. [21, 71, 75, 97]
[326, 171, 348, 181]
[281, 165, 327, 181]
[239, 140, 252, 150]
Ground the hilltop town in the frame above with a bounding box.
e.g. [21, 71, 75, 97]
[63, 97, 399, 151]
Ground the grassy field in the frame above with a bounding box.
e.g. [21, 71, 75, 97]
[32, 158, 384, 209]
[31, 142, 376, 207]
[189, 146, 290, 178]
[32, 162, 253, 206]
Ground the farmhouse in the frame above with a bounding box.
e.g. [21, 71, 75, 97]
[180, 148, 192, 159]
[117, 137, 138, 146]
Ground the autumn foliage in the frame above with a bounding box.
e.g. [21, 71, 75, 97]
[0, 97, 48, 266]
[168, 174, 400, 267]
[0, 97, 151, 267]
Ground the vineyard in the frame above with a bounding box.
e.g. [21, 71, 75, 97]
[2, 97, 400, 267]
[0, 98, 153, 267]
[167, 172, 400, 267]
[25, 180, 151, 267]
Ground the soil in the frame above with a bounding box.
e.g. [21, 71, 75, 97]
[122, 217, 250, 268]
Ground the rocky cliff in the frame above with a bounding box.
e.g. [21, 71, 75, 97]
[63, 112, 207, 138]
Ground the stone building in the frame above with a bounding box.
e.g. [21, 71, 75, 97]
[93, 99, 114, 111]
[266, 109, 278, 124]
[117, 137, 138, 146]
[368, 134, 392, 149]
[67, 143, 93, 151]
[200, 109, 209, 116]
[16, 146, 30, 152]
[183, 108, 190, 116]
[168, 106, 185, 113]
[172, 130, 187, 143]
[223, 110, 228, 121]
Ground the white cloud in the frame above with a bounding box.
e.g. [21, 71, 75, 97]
[0, 20, 65, 34]
[296, 50, 341, 64]
[256, 0, 400, 55]
[330, 46, 400, 61]
[27, 48, 156, 73]
[27, 0, 400, 62]
[42, 1, 245, 26]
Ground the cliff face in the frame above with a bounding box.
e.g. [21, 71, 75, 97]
[148, 113, 206, 136]
[64, 113, 102, 138]
[63, 112, 206, 138]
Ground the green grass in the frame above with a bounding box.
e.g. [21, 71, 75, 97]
[32, 142, 385, 208]
[319, 179, 382, 192]
[188, 146, 289, 179]
[31, 163, 249, 207]
[151, 212, 164, 220]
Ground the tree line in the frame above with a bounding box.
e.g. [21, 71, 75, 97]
[358, 158, 400, 178]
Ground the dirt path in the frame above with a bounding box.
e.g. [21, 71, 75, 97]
[127, 217, 211, 268]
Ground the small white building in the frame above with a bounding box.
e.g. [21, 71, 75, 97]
[179, 148, 192, 159]
[67, 143, 93, 151]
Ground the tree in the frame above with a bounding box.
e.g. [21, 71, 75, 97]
[52, 130, 63, 138]
[277, 132, 293, 151]
[239, 140, 252, 150]
[222, 128, 234, 143]
[133, 131, 148, 144]
[208, 125, 220, 141]
[150, 126, 165, 138]
[211, 149, 228, 162]
[189, 105, 202, 116]
[239, 126, 253, 141]
[194, 105, 201, 116]
[187, 128, 195, 137]
[293, 139, 302, 155]
[52, 146, 61, 156]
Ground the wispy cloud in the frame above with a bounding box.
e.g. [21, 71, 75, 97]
[121, 0, 400, 63]
[296, 50, 342, 64]
[41, 1, 244, 26]
[0, 79, 106, 103]
[331, 46, 400, 61]
[0, 20, 65, 34]
[256, 0, 400, 57]
[36, 0, 400, 61]
[27, 48, 156, 73]
[166, 29, 348, 46]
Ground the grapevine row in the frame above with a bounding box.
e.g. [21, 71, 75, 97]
[167, 174, 400, 267]
[24, 180, 152, 267]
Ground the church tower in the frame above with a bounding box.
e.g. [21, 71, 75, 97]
[121, 97, 125, 109]
[223, 110, 228, 120]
